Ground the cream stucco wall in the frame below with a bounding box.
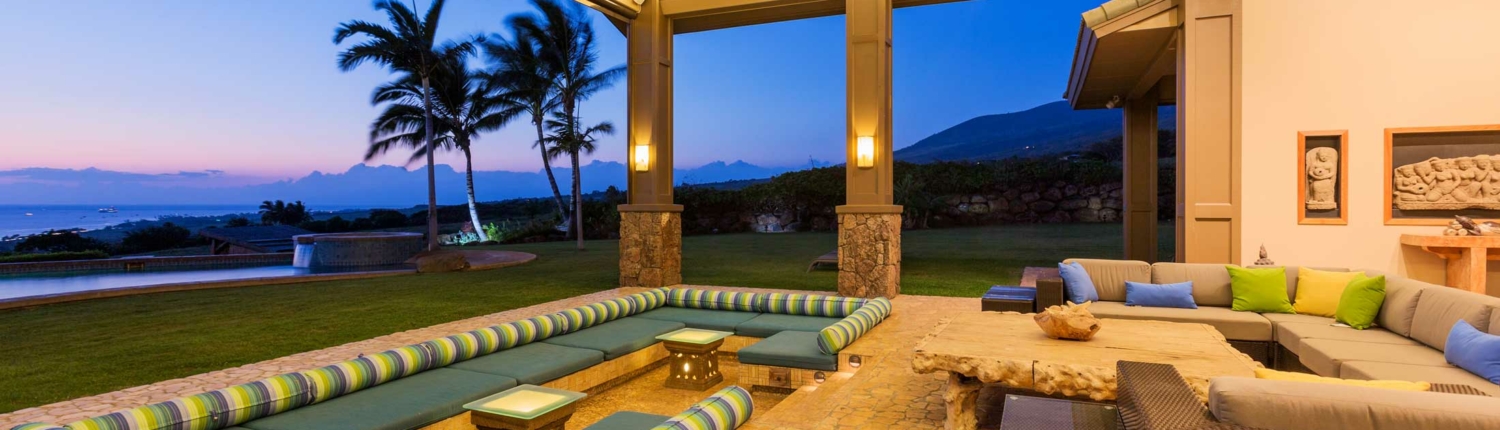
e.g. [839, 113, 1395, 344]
[1239, 0, 1500, 295]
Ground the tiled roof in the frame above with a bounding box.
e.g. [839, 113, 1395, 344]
[1082, 0, 1155, 27]
[198, 225, 311, 253]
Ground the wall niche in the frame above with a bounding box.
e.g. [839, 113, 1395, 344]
[1298, 130, 1348, 225]
[1385, 124, 1500, 225]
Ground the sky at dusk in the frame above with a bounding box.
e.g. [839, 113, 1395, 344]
[0, 0, 1100, 183]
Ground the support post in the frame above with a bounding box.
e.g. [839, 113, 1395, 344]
[1123, 86, 1160, 262]
[619, 0, 683, 288]
[837, 0, 901, 298]
[1177, 0, 1241, 264]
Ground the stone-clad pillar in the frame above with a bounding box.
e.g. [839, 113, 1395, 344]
[619, 208, 681, 288]
[839, 0, 901, 298]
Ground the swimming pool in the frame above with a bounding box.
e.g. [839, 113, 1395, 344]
[0, 264, 409, 301]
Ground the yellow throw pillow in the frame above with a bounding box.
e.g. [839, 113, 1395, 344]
[1254, 368, 1430, 391]
[1293, 268, 1364, 317]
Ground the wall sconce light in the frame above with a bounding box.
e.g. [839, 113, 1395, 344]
[856, 136, 875, 169]
[633, 144, 650, 172]
[848, 355, 862, 368]
[814, 372, 827, 384]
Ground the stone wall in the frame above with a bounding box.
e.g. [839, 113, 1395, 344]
[837, 212, 901, 298]
[618, 211, 682, 288]
[932, 181, 1172, 226]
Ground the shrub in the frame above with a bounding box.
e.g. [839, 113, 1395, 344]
[119, 222, 195, 254]
[0, 250, 110, 263]
[224, 217, 252, 227]
[15, 231, 112, 254]
[367, 210, 410, 229]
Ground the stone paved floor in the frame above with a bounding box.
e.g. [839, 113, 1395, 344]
[1, 286, 993, 429]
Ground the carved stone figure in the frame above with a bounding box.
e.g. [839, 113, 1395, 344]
[1394, 156, 1500, 210]
[1305, 147, 1338, 210]
[1254, 245, 1274, 266]
[1033, 301, 1102, 341]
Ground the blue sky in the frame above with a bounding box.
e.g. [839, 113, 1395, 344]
[0, 0, 1099, 181]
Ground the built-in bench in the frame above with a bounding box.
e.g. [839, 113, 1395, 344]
[584, 385, 753, 430]
[13, 288, 892, 430]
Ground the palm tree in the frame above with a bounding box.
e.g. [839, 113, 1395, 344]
[367, 58, 522, 242]
[334, 0, 476, 251]
[483, 31, 568, 222]
[545, 117, 614, 249]
[508, 0, 625, 249]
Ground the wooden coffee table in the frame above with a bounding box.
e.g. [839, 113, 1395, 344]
[912, 312, 1260, 430]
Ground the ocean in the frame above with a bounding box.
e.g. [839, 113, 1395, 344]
[0, 205, 259, 237]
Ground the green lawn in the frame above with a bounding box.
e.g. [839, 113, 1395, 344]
[0, 222, 1169, 413]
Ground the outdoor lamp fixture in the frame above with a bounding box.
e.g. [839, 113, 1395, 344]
[856, 136, 875, 168]
[633, 144, 650, 172]
[848, 355, 862, 368]
[814, 372, 827, 384]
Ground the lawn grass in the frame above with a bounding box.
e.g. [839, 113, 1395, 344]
[0, 222, 1169, 414]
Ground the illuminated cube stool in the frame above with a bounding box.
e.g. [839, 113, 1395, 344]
[464, 384, 586, 430]
[656, 328, 732, 390]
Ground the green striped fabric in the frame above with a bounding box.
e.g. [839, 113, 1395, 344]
[51, 372, 312, 430]
[299, 344, 432, 405]
[9, 424, 65, 430]
[757, 293, 867, 317]
[667, 289, 760, 312]
[626, 287, 671, 312]
[817, 297, 893, 355]
[652, 385, 754, 430]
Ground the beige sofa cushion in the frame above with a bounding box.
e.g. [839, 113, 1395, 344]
[1151, 262, 1232, 307]
[1298, 338, 1448, 377]
[1409, 287, 1499, 351]
[1064, 258, 1149, 302]
[1208, 377, 1500, 430]
[1369, 271, 1433, 337]
[1491, 306, 1500, 336]
[1274, 322, 1420, 356]
[1086, 301, 1272, 341]
[1341, 361, 1500, 396]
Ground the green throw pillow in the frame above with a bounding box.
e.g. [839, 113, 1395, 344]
[1335, 275, 1386, 330]
[1226, 266, 1295, 314]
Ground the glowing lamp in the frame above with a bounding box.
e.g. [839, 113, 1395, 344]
[634, 144, 650, 172]
[856, 136, 875, 168]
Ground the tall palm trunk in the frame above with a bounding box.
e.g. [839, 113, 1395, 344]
[536, 118, 567, 219]
[571, 150, 583, 250]
[460, 142, 489, 242]
[421, 76, 439, 251]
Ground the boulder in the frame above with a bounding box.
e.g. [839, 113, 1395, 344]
[1088, 197, 1103, 210]
[1003, 189, 1021, 200]
[1074, 208, 1100, 222]
[1042, 211, 1071, 223]
[988, 199, 1009, 213]
[1030, 200, 1056, 212]
[968, 203, 990, 215]
[970, 195, 987, 204]
[1102, 198, 1122, 210]
[1059, 199, 1088, 211]
[409, 251, 470, 273]
[944, 196, 964, 206]
[1109, 189, 1123, 198]
[1081, 186, 1099, 197]
[1009, 200, 1028, 214]
[1043, 188, 1063, 201]
[1064, 185, 1079, 197]
[1099, 208, 1119, 222]
[1021, 192, 1041, 203]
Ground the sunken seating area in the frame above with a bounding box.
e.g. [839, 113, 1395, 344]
[13, 288, 890, 430]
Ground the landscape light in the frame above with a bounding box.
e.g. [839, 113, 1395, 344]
[634, 144, 650, 172]
[856, 136, 875, 168]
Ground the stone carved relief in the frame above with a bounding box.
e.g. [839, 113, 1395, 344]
[1393, 155, 1500, 210]
[1305, 147, 1339, 210]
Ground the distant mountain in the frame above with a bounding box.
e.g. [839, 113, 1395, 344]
[0, 160, 811, 207]
[895, 101, 1176, 162]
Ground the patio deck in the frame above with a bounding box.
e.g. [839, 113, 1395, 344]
[0, 287, 992, 429]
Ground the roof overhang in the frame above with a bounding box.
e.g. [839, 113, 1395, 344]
[577, 0, 967, 35]
[1064, 0, 1181, 109]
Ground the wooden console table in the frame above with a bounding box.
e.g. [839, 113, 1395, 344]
[1399, 234, 1500, 295]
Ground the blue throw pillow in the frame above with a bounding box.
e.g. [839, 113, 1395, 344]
[1124, 281, 1198, 309]
[1057, 261, 1099, 304]
[1445, 320, 1500, 384]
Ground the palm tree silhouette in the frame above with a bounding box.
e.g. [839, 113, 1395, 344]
[508, 0, 625, 250]
[334, 0, 476, 251]
[483, 30, 568, 223]
[545, 117, 614, 249]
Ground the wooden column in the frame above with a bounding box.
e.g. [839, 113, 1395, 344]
[1176, 0, 1241, 264]
[836, 0, 901, 298]
[619, 0, 682, 288]
[1123, 86, 1160, 262]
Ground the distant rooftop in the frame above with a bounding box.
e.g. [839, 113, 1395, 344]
[199, 225, 311, 253]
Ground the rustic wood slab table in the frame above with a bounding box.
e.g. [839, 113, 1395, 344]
[911, 312, 1260, 430]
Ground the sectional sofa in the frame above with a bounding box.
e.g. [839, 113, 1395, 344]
[1036, 259, 1500, 396]
[13, 287, 892, 430]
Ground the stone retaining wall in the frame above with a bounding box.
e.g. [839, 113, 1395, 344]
[933, 181, 1170, 225]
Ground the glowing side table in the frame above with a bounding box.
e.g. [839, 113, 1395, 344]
[464, 384, 586, 430]
[656, 328, 732, 390]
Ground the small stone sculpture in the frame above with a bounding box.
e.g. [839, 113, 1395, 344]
[1033, 301, 1102, 341]
[1254, 245, 1274, 266]
[1394, 155, 1500, 210]
[1305, 147, 1339, 210]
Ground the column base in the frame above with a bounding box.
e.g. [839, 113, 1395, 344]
[836, 206, 902, 298]
[619, 209, 682, 288]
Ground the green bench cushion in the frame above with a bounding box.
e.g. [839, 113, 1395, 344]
[541, 317, 686, 360]
[239, 368, 517, 430]
[633, 307, 762, 332]
[449, 342, 604, 385]
[736, 331, 837, 371]
[582, 411, 672, 430]
[734, 314, 843, 338]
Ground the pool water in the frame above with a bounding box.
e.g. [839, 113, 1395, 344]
[0, 264, 406, 301]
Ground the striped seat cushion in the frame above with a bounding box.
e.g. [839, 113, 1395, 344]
[627, 287, 671, 312]
[556, 297, 638, 332]
[49, 372, 313, 430]
[757, 293, 867, 317]
[667, 289, 760, 312]
[300, 344, 434, 404]
[817, 297, 893, 354]
[652, 385, 754, 430]
[10, 425, 65, 430]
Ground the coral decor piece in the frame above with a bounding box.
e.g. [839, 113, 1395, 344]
[1033, 301, 1102, 341]
[1444, 215, 1500, 236]
[1305, 147, 1339, 210]
[1393, 155, 1500, 210]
